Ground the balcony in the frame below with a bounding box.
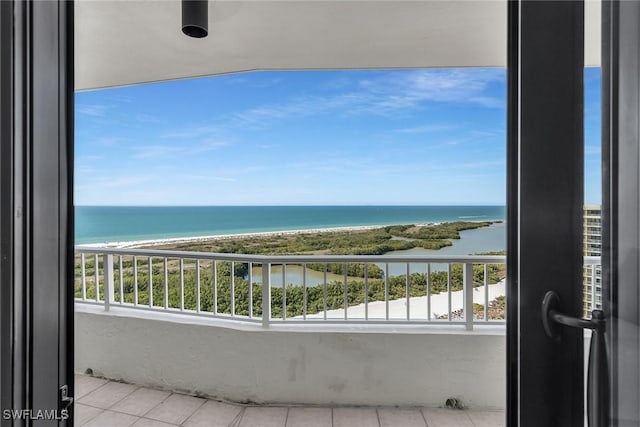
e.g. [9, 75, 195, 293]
[73, 246, 600, 425]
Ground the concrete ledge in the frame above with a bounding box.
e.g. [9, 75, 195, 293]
[75, 306, 505, 409]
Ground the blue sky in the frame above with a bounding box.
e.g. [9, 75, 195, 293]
[75, 67, 601, 206]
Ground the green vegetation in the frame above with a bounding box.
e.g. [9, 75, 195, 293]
[441, 295, 506, 321]
[151, 221, 497, 256]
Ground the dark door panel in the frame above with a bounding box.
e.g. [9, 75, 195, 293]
[508, 1, 585, 425]
[0, 1, 74, 425]
[603, 1, 640, 425]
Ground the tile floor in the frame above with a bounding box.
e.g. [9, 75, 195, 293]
[75, 375, 504, 427]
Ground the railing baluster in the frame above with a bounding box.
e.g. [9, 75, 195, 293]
[133, 256, 138, 306]
[406, 263, 410, 321]
[427, 263, 431, 320]
[119, 255, 124, 304]
[385, 263, 389, 320]
[302, 263, 307, 320]
[323, 265, 327, 321]
[103, 254, 114, 311]
[94, 254, 99, 303]
[196, 259, 201, 313]
[344, 263, 348, 320]
[249, 262, 253, 318]
[262, 263, 271, 327]
[230, 260, 235, 316]
[447, 263, 452, 321]
[163, 257, 169, 309]
[364, 264, 369, 321]
[148, 257, 153, 307]
[81, 253, 86, 300]
[464, 263, 474, 331]
[213, 260, 218, 315]
[180, 259, 184, 311]
[484, 264, 489, 321]
[282, 264, 286, 320]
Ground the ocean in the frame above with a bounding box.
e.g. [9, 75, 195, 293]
[75, 205, 506, 245]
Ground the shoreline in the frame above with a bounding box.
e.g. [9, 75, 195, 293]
[75, 220, 504, 249]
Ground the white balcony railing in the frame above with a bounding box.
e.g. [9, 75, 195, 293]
[74, 246, 600, 330]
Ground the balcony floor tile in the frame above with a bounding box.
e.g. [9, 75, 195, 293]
[238, 407, 289, 427]
[74, 376, 506, 427]
[378, 408, 427, 427]
[333, 408, 380, 427]
[144, 394, 206, 425]
[285, 407, 332, 427]
[74, 403, 104, 426]
[132, 419, 179, 427]
[182, 400, 243, 427]
[466, 410, 505, 427]
[78, 381, 138, 409]
[112, 387, 171, 417]
[75, 375, 109, 400]
[422, 408, 474, 427]
[82, 410, 139, 427]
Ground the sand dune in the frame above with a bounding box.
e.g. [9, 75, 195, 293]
[300, 280, 506, 320]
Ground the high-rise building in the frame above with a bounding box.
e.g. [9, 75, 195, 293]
[583, 205, 602, 317]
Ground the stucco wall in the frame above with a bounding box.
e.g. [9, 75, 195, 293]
[75, 306, 505, 408]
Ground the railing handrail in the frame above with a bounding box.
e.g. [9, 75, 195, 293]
[74, 245, 600, 264]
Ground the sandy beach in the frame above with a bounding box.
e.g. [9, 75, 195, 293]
[300, 279, 506, 320]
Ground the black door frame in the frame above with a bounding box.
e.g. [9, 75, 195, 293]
[1, 1, 617, 426]
[507, 1, 585, 426]
[0, 1, 74, 425]
[602, 0, 640, 425]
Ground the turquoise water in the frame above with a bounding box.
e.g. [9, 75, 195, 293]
[75, 205, 506, 244]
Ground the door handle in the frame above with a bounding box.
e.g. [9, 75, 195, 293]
[542, 291, 609, 427]
[59, 384, 74, 410]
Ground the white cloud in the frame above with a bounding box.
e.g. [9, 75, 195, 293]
[89, 136, 126, 146]
[77, 104, 112, 117]
[467, 96, 505, 108]
[191, 139, 231, 153]
[359, 68, 505, 110]
[161, 125, 221, 139]
[76, 155, 104, 161]
[129, 139, 231, 159]
[394, 124, 454, 134]
[183, 175, 237, 182]
[225, 68, 505, 128]
[130, 145, 182, 159]
[228, 92, 373, 127]
[136, 114, 163, 124]
[585, 145, 601, 155]
[75, 174, 153, 192]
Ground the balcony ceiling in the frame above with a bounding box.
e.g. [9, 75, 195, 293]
[75, 0, 601, 91]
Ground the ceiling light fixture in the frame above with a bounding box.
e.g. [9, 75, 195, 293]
[182, 0, 208, 38]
